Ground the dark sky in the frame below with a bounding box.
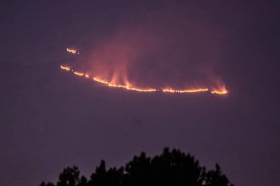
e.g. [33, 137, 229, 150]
[0, 1, 280, 186]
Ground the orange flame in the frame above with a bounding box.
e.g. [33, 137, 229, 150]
[211, 89, 227, 94]
[162, 88, 208, 93]
[211, 86, 228, 94]
[73, 71, 84, 76]
[66, 48, 79, 54]
[93, 77, 157, 92]
[60, 65, 70, 71]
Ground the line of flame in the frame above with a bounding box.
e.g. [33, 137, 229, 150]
[162, 88, 208, 93]
[60, 65, 227, 94]
[93, 77, 157, 92]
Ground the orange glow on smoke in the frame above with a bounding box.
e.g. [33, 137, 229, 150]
[63, 17, 231, 96]
[66, 48, 78, 54]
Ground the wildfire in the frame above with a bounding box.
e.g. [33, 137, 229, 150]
[60, 65, 227, 95]
[66, 48, 79, 54]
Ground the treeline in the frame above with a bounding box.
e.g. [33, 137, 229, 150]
[40, 148, 233, 186]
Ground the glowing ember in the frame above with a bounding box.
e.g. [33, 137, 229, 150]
[73, 71, 84, 76]
[66, 48, 79, 54]
[60, 65, 70, 71]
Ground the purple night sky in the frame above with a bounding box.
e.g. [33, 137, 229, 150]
[0, 1, 279, 186]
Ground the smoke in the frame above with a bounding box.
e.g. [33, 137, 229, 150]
[81, 3, 227, 91]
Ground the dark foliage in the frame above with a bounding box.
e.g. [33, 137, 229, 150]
[40, 148, 233, 186]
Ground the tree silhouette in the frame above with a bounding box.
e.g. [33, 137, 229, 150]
[40, 148, 234, 186]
